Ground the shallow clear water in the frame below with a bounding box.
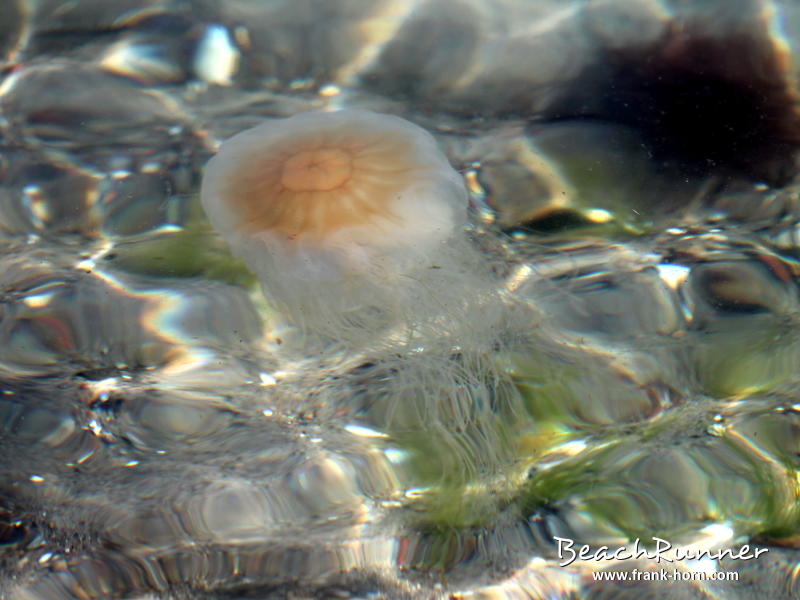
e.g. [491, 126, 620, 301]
[2, 0, 800, 599]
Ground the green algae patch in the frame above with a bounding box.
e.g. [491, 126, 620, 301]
[695, 326, 800, 399]
[104, 225, 257, 287]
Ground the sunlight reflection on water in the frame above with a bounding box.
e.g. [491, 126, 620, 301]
[1, 1, 800, 599]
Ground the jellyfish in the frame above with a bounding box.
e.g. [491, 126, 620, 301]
[201, 109, 499, 348]
[201, 109, 530, 524]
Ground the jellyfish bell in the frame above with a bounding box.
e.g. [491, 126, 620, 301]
[201, 109, 487, 343]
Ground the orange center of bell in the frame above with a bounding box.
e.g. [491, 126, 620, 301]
[280, 147, 353, 192]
